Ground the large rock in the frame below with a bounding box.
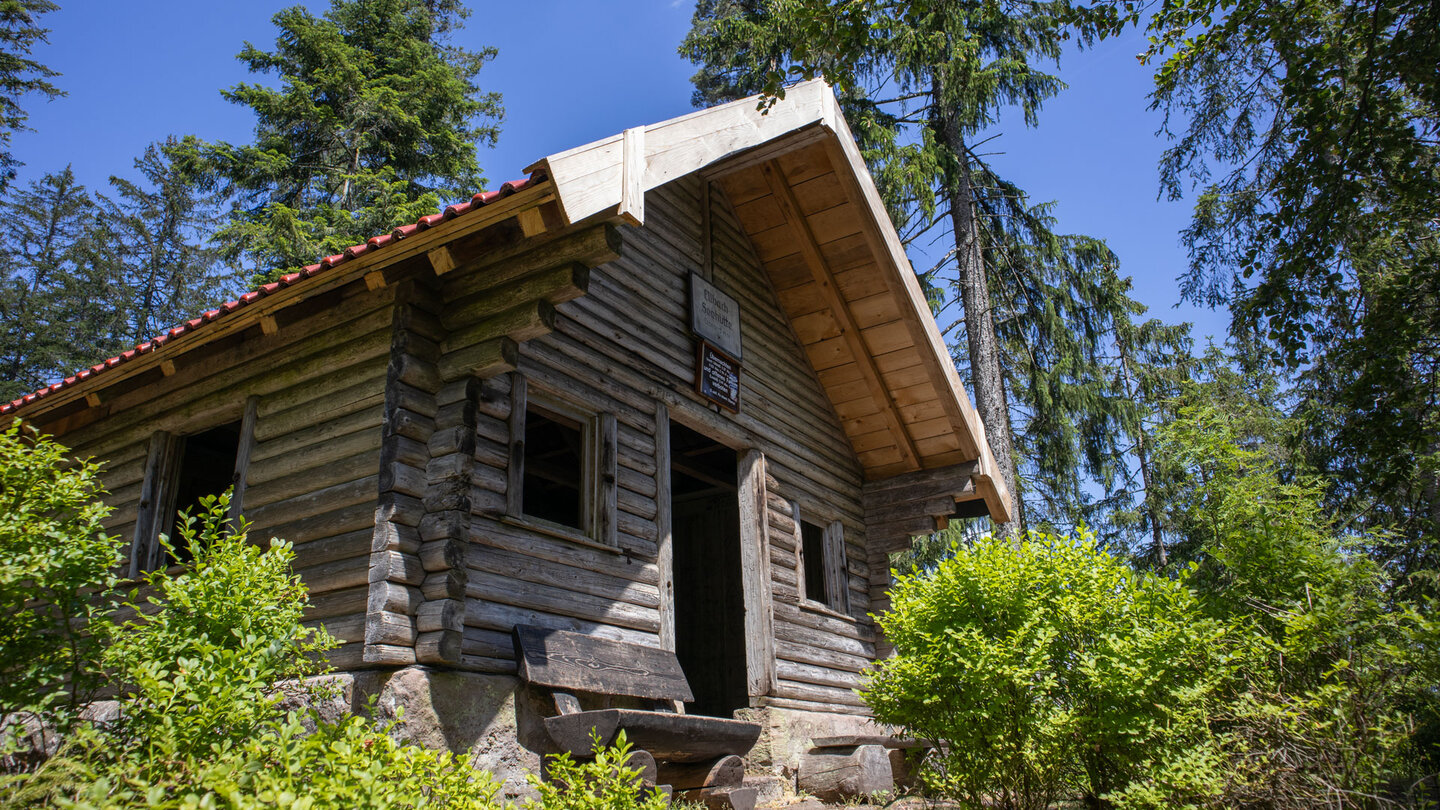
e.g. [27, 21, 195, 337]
[316, 667, 544, 802]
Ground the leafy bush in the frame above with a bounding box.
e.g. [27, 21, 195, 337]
[0, 422, 123, 756]
[865, 533, 1228, 809]
[1153, 401, 1440, 807]
[1, 445, 675, 810]
[525, 731, 669, 810]
[2, 493, 508, 809]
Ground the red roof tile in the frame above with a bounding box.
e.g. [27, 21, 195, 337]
[2, 177, 539, 416]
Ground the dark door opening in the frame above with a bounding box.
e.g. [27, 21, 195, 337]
[670, 422, 747, 718]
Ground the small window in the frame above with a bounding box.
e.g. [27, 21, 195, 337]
[132, 420, 242, 575]
[801, 520, 827, 603]
[506, 373, 618, 547]
[794, 504, 850, 613]
[522, 406, 588, 531]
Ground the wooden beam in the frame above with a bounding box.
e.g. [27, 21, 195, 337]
[160, 359, 176, 377]
[761, 160, 920, 472]
[228, 395, 260, 525]
[738, 449, 775, 699]
[427, 245, 457, 276]
[84, 392, 101, 408]
[654, 401, 675, 652]
[259, 314, 278, 336]
[438, 336, 518, 383]
[619, 126, 646, 226]
[516, 207, 547, 238]
[506, 372, 526, 518]
[364, 270, 388, 291]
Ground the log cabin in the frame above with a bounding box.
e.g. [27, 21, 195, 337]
[1, 80, 1011, 789]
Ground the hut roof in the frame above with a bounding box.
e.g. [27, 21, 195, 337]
[3, 81, 1011, 521]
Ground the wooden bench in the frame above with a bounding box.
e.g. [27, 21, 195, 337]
[513, 624, 762, 809]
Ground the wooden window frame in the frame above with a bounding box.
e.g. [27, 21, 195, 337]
[791, 501, 851, 615]
[129, 397, 258, 578]
[504, 372, 618, 549]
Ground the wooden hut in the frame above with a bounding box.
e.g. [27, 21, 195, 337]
[2, 80, 1011, 786]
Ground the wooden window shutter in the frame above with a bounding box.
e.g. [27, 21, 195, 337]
[823, 519, 850, 613]
[130, 430, 182, 577]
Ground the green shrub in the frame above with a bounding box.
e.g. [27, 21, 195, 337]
[864, 533, 1228, 810]
[2, 493, 508, 809]
[0, 423, 123, 764]
[525, 731, 669, 810]
[1, 459, 671, 810]
[1154, 401, 1440, 807]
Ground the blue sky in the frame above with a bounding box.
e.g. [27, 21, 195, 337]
[12, 0, 1229, 344]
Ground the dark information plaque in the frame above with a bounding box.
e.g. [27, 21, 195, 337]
[696, 340, 741, 413]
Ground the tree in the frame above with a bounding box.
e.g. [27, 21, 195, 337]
[1136, 0, 1440, 562]
[92, 137, 232, 346]
[0, 0, 63, 191]
[0, 168, 99, 400]
[682, 0, 1188, 541]
[204, 0, 503, 282]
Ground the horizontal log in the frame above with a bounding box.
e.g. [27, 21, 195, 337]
[369, 550, 425, 586]
[417, 598, 464, 633]
[656, 755, 745, 791]
[415, 629, 461, 664]
[363, 643, 417, 667]
[366, 609, 417, 646]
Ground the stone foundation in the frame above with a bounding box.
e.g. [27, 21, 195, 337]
[315, 667, 546, 802]
[314, 669, 892, 806]
[738, 704, 893, 775]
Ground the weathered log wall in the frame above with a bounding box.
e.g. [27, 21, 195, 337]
[65, 280, 399, 669]
[451, 174, 877, 716]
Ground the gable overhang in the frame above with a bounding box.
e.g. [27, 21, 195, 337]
[531, 80, 1013, 524]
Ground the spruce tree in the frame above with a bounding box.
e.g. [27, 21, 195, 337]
[203, 0, 503, 281]
[1136, 0, 1440, 560]
[0, 0, 63, 191]
[0, 168, 94, 399]
[682, 0, 1187, 540]
[95, 137, 232, 346]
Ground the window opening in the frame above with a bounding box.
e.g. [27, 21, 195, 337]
[167, 421, 241, 564]
[800, 519, 827, 603]
[522, 405, 587, 532]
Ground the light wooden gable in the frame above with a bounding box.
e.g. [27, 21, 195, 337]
[525, 81, 1013, 523]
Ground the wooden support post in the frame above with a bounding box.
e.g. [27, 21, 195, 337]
[654, 402, 675, 652]
[365, 270, 388, 291]
[227, 395, 259, 525]
[505, 372, 527, 518]
[260, 314, 279, 336]
[737, 449, 775, 699]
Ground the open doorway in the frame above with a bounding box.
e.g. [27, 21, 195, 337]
[670, 422, 748, 718]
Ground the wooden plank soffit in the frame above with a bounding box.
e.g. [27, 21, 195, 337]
[760, 159, 920, 472]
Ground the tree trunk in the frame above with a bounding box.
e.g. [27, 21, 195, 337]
[1119, 339, 1166, 567]
[935, 103, 1023, 535]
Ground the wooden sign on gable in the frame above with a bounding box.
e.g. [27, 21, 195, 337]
[689, 273, 742, 360]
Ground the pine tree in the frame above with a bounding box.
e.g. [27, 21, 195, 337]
[0, 0, 63, 191]
[1138, 0, 1440, 560]
[0, 168, 102, 399]
[682, 0, 1186, 540]
[95, 137, 232, 345]
[203, 0, 503, 281]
